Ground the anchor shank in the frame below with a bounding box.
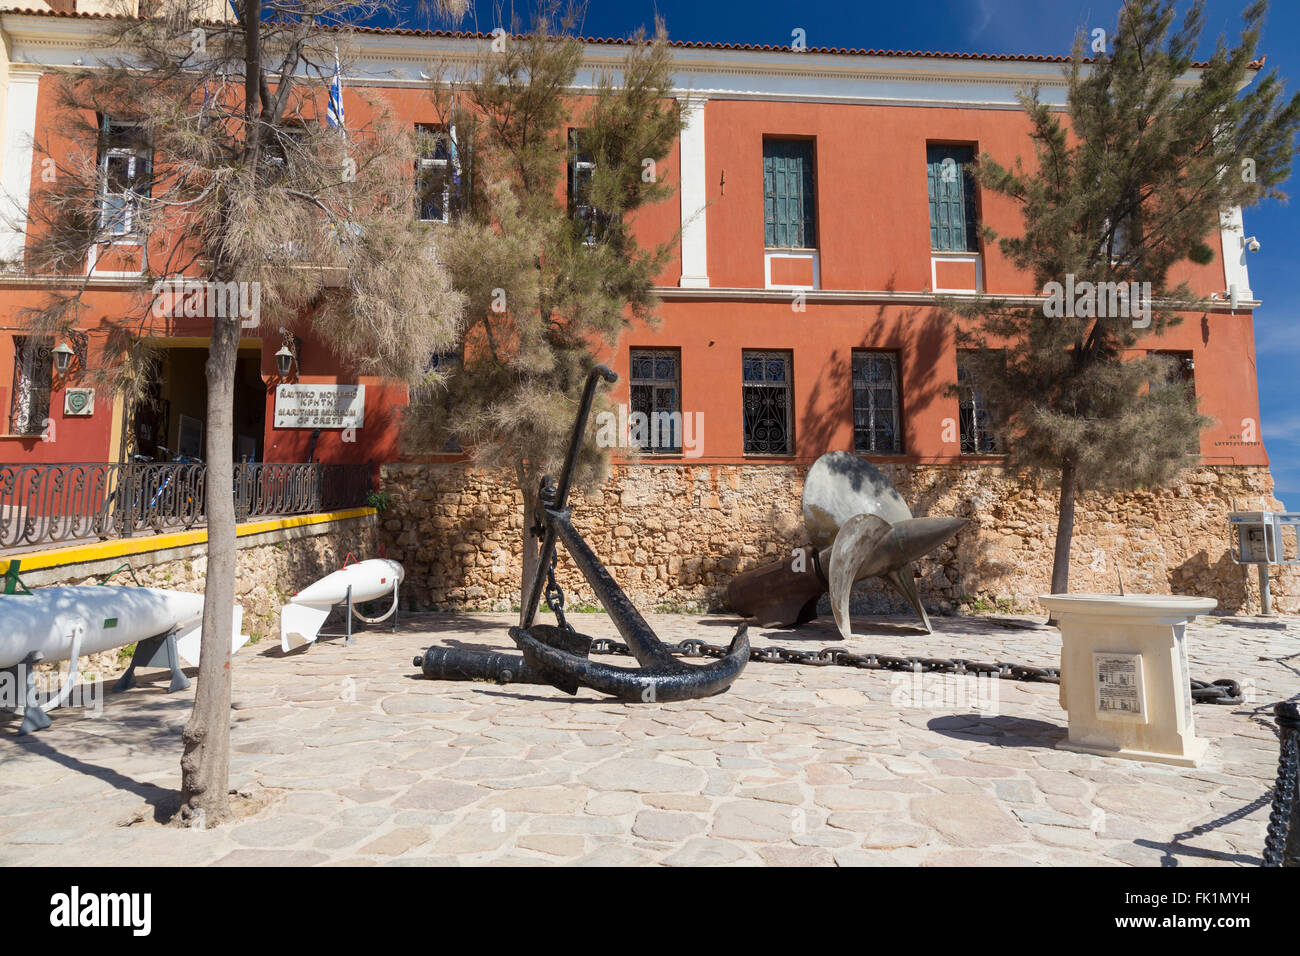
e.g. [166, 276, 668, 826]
[521, 364, 617, 630]
[552, 365, 618, 510]
[548, 508, 685, 673]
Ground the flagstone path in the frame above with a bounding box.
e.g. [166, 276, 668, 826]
[0, 610, 1295, 866]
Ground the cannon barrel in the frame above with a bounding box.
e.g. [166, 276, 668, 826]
[416, 646, 550, 685]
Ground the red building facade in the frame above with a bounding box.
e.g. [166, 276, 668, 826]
[0, 11, 1286, 610]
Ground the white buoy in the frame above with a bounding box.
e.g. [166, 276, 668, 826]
[280, 559, 404, 651]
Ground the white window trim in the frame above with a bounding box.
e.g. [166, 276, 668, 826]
[764, 249, 820, 291]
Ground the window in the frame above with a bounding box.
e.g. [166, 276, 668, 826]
[568, 129, 609, 243]
[742, 350, 793, 455]
[410, 350, 462, 452]
[1149, 351, 1195, 400]
[9, 336, 53, 436]
[262, 125, 309, 181]
[97, 117, 151, 236]
[629, 348, 681, 453]
[1105, 190, 1142, 263]
[763, 139, 816, 249]
[852, 352, 901, 454]
[957, 352, 999, 454]
[416, 125, 460, 223]
[926, 144, 979, 253]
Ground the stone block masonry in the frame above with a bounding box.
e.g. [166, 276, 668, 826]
[379, 462, 1298, 617]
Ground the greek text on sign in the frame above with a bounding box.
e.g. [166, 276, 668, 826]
[1093, 651, 1147, 723]
[274, 384, 365, 429]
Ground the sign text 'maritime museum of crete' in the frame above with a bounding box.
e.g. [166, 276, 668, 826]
[274, 384, 366, 429]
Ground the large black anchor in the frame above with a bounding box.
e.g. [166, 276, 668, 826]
[416, 365, 750, 701]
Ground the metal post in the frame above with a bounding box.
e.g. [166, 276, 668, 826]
[344, 584, 354, 646]
[1264, 701, 1300, 867]
[1258, 563, 1275, 617]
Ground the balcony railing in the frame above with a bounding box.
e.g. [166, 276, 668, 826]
[0, 461, 372, 551]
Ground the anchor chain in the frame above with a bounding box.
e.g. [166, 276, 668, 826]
[585, 637, 1243, 704]
[542, 546, 574, 636]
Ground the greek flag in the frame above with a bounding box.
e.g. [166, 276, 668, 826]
[327, 53, 345, 132]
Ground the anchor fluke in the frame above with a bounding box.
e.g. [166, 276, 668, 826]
[510, 625, 750, 702]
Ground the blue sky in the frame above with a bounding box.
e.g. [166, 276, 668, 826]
[416, 0, 1300, 504]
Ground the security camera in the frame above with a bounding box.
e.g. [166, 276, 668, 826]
[1244, 236, 1261, 253]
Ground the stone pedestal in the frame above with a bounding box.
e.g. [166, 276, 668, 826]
[1039, 593, 1217, 767]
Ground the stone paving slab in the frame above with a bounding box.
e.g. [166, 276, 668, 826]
[0, 610, 1295, 867]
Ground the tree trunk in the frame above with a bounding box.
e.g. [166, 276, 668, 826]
[1050, 458, 1078, 595]
[177, 313, 239, 826]
[517, 460, 540, 626]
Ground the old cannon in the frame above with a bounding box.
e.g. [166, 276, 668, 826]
[415, 365, 750, 701]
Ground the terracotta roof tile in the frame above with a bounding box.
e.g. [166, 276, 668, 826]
[2, 8, 1264, 70]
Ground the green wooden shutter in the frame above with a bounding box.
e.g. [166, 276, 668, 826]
[764, 140, 816, 249]
[927, 145, 978, 252]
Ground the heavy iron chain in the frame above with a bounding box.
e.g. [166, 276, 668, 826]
[585, 637, 1244, 705]
[1263, 727, 1298, 866]
[543, 545, 573, 635]
[541, 554, 1241, 704]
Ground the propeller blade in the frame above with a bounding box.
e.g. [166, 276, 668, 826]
[827, 513, 892, 640]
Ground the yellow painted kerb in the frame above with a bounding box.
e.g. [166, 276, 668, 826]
[0, 507, 378, 574]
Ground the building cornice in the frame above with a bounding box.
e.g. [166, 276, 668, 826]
[653, 286, 1260, 313]
[0, 273, 1259, 313]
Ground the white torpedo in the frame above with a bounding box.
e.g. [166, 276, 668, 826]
[1, 585, 249, 733]
[280, 558, 404, 651]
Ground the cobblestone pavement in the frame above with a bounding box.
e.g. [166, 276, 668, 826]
[0, 611, 1295, 866]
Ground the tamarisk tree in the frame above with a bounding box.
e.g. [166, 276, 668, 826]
[16, 0, 465, 823]
[951, 0, 1299, 594]
[402, 12, 683, 612]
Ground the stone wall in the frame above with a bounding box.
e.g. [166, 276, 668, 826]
[378, 462, 1298, 617]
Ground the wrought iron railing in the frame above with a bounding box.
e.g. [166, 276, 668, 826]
[0, 461, 372, 550]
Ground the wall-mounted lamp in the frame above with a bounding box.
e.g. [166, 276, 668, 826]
[275, 343, 295, 378]
[52, 342, 75, 374]
[276, 327, 301, 379]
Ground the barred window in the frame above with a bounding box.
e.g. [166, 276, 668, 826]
[742, 350, 793, 455]
[852, 352, 901, 454]
[629, 349, 681, 453]
[9, 336, 53, 436]
[957, 353, 999, 454]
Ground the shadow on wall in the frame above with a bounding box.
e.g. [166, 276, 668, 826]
[1173, 549, 1252, 613]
